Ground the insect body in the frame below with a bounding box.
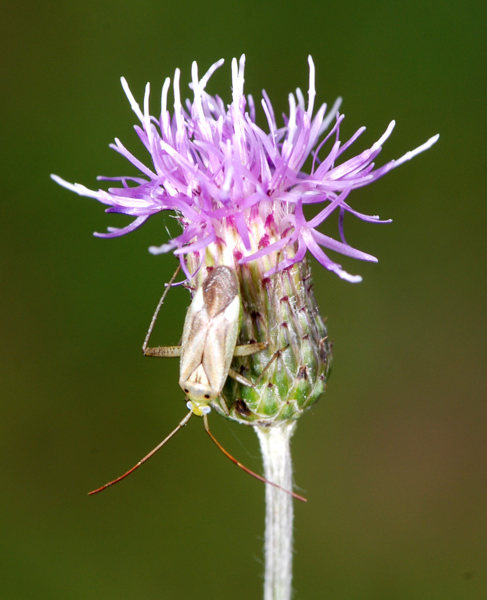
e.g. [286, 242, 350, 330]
[143, 266, 267, 416]
[89, 265, 306, 502]
[180, 266, 248, 414]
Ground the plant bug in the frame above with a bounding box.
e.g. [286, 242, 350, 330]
[89, 265, 306, 502]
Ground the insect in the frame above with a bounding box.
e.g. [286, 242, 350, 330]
[89, 265, 306, 502]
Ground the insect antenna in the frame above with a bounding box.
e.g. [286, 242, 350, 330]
[88, 410, 193, 495]
[202, 414, 307, 503]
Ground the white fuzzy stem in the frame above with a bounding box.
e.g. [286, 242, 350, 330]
[255, 422, 297, 600]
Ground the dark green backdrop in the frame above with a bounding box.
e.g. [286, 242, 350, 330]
[2, 0, 485, 598]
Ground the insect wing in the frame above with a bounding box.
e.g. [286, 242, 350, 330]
[179, 286, 207, 383]
[179, 267, 241, 400]
[201, 293, 240, 395]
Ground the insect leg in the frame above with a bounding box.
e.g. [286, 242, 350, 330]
[144, 346, 181, 358]
[227, 368, 254, 387]
[202, 414, 306, 502]
[237, 253, 292, 388]
[226, 342, 269, 385]
[228, 345, 290, 388]
[88, 409, 193, 495]
[142, 264, 181, 355]
[249, 344, 290, 387]
[233, 341, 268, 357]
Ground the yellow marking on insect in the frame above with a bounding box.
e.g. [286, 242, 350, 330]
[186, 400, 210, 417]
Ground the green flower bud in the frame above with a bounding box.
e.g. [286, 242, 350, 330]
[221, 258, 331, 425]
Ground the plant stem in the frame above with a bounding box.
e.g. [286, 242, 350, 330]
[255, 421, 297, 600]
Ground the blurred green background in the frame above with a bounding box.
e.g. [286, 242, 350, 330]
[1, 0, 485, 598]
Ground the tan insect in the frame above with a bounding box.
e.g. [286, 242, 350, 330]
[89, 265, 306, 502]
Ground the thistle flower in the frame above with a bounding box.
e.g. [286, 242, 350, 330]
[53, 57, 438, 600]
[52, 55, 438, 426]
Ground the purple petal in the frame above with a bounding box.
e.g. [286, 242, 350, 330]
[94, 216, 150, 238]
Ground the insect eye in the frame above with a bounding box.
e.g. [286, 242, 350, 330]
[204, 394, 210, 399]
[184, 389, 189, 394]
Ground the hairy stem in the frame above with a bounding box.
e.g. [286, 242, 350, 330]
[255, 422, 297, 600]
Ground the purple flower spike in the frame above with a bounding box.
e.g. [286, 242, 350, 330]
[52, 56, 438, 282]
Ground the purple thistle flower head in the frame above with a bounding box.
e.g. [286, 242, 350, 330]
[52, 56, 438, 282]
